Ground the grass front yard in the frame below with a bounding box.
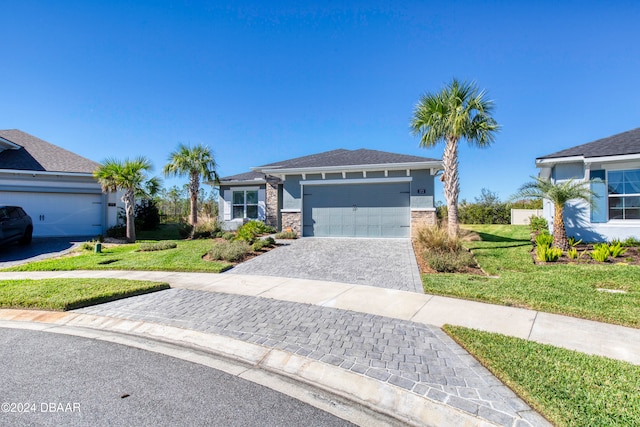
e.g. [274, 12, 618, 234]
[2, 239, 232, 273]
[0, 278, 169, 311]
[422, 225, 640, 328]
[445, 325, 640, 427]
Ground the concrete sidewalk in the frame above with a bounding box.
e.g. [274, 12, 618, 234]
[2, 270, 638, 365]
[1, 271, 638, 426]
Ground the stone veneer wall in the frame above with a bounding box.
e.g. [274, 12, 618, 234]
[265, 178, 279, 229]
[411, 210, 437, 237]
[281, 212, 301, 236]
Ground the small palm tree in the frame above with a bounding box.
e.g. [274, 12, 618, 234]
[411, 78, 500, 237]
[514, 177, 598, 250]
[164, 144, 219, 225]
[93, 157, 154, 243]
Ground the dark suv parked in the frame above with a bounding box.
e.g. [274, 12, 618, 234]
[0, 206, 33, 246]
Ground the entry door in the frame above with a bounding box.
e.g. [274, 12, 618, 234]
[302, 183, 410, 238]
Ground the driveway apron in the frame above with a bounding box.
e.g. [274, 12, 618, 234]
[227, 238, 424, 293]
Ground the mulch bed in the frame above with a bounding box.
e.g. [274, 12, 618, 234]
[412, 240, 486, 275]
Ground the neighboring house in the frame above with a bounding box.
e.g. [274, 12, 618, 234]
[536, 127, 640, 242]
[218, 148, 443, 238]
[0, 129, 122, 237]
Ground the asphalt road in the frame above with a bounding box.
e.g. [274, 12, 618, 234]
[0, 328, 354, 427]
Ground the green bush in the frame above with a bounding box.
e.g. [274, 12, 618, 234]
[590, 244, 610, 262]
[222, 232, 235, 241]
[135, 199, 161, 231]
[567, 236, 583, 247]
[263, 236, 276, 245]
[274, 230, 298, 239]
[608, 242, 628, 258]
[177, 222, 193, 239]
[80, 241, 95, 251]
[251, 239, 271, 251]
[536, 245, 563, 262]
[208, 240, 251, 262]
[534, 232, 554, 248]
[138, 241, 178, 252]
[235, 220, 275, 244]
[423, 249, 476, 273]
[529, 216, 548, 234]
[567, 247, 578, 259]
[192, 220, 221, 239]
[106, 224, 126, 239]
[622, 236, 640, 247]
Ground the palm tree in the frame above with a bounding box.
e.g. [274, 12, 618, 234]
[514, 177, 598, 250]
[411, 78, 500, 237]
[93, 157, 154, 243]
[163, 143, 219, 225]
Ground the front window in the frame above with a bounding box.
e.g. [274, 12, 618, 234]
[232, 190, 258, 219]
[608, 169, 640, 220]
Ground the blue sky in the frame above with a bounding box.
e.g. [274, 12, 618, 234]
[3, 1, 640, 203]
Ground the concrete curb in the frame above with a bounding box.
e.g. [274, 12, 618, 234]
[0, 310, 518, 427]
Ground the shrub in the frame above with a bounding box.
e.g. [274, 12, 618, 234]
[263, 236, 276, 245]
[622, 236, 640, 247]
[567, 247, 578, 259]
[274, 230, 298, 239]
[590, 244, 610, 262]
[536, 245, 563, 262]
[106, 224, 126, 238]
[192, 220, 221, 239]
[415, 225, 462, 253]
[236, 220, 275, 244]
[529, 216, 548, 234]
[177, 222, 193, 239]
[423, 249, 476, 273]
[567, 236, 583, 247]
[608, 242, 628, 258]
[208, 240, 251, 262]
[138, 241, 177, 252]
[251, 239, 273, 251]
[222, 232, 235, 241]
[135, 199, 161, 231]
[80, 241, 95, 251]
[534, 232, 553, 248]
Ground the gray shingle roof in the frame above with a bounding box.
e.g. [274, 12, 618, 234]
[219, 171, 268, 183]
[0, 129, 100, 174]
[257, 148, 439, 170]
[538, 127, 640, 160]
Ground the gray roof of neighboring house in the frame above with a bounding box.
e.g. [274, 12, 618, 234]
[0, 129, 100, 174]
[538, 127, 640, 160]
[257, 148, 440, 170]
[219, 170, 269, 183]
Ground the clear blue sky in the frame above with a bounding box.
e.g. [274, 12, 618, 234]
[3, 1, 640, 203]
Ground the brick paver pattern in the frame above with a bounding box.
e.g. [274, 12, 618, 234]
[77, 289, 538, 426]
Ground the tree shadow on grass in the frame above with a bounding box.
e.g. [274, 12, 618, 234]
[472, 231, 532, 250]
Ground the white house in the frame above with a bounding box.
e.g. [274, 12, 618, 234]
[0, 129, 123, 237]
[536, 127, 640, 242]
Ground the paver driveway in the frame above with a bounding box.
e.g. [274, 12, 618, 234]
[227, 238, 424, 293]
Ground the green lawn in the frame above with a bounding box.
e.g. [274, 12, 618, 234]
[0, 278, 169, 311]
[445, 325, 640, 427]
[422, 225, 640, 328]
[2, 239, 232, 273]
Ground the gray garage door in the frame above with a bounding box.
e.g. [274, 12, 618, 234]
[302, 182, 410, 238]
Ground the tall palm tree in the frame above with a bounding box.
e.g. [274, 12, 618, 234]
[514, 177, 598, 250]
[163, 143, 219, 225]
[93, 157, 154, 243]
[411, 78, 500, 237]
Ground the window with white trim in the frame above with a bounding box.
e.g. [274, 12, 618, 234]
[232, 190, 258, 219]
[608, 169, 640, 220]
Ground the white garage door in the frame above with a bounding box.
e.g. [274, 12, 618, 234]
[0, 192, 103, 237]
